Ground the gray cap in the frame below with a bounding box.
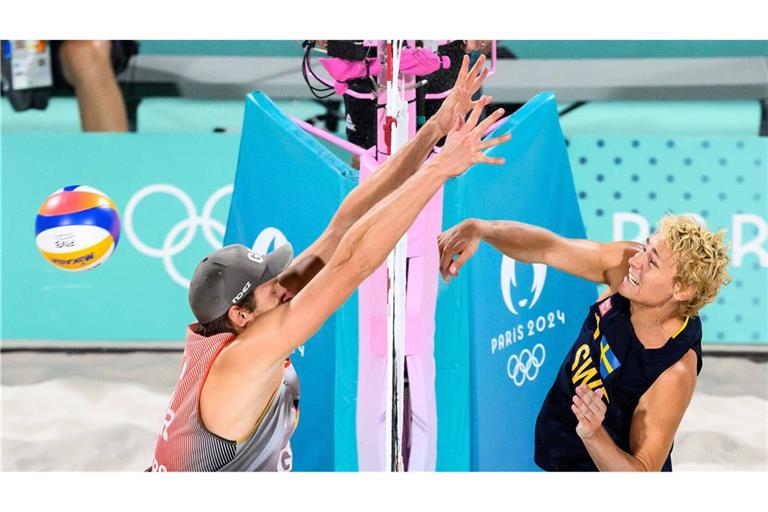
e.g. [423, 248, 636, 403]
[188, 243, 294, 324]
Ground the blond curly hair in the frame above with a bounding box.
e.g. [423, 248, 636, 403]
[657, 214, 732, 317]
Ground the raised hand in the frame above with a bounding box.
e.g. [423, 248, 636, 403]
[571, 385, 607, 439]
[433, 54, 491, 135]
[432, 96, 510, 179]
[437, 219, 483, 282]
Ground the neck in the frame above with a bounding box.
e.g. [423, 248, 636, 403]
[628, 299, 684, 347]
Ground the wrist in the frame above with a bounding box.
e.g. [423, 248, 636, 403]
[418, 162, 449, 186]
[427, 153, 459, 180]
[422, 117, 446, 140]
[475, 219, 493, 243]
[579, 425, 607, 443]
[467, 218, 486, 240]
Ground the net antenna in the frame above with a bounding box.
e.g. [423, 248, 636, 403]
[383, 39, 409, 472]
[296, 39, 498, 473]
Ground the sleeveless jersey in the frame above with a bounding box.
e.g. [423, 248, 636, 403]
[534, 293, 702, 471]
[150, 325, 300, 472]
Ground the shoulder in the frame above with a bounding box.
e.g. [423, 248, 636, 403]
[207, 331, 286, 402]
[640, 350, 698, 410]
[209, 305, 293, 381]
[663, 349, 698, 385]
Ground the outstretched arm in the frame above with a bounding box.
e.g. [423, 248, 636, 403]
[438, 218, 639, 290]
[278, 55, 492, 293]
[201, 102, 510, 440]
[249, 100, 511, 365]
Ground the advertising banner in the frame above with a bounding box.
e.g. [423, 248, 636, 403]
[459, 93, 597, 470]
[224, 92, 358, 471]
[1, 133, 241, 342]
[570, 136, 767, 344]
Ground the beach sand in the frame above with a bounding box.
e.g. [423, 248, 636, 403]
[1, 351, 766, 471]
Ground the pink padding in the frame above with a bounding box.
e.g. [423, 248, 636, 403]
[425, 90, 452, 100]
[403, 354, 437, 470]
[290, 116, 366, 157]
[356, 145, 442, 471]
[399, 48, 449, 75]
[320, 48, 449, 98]
[320, 57, 382, 83]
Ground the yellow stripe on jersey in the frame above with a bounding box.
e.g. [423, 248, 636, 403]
[672, 316, 690, 339]
[593, 313, 601, 340]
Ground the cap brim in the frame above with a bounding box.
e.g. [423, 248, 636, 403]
[261, 243, 294, 282]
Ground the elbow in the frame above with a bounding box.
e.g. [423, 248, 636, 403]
[328, 215, 353, 239]
[631, 454, 656, 472]
[346, 229, 381, 278]
[349, 252, 379, 280]
[331, 232, 379, 282]
[536, 234, 563, 266]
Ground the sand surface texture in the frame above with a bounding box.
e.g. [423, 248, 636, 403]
[2, 352, 766, 471]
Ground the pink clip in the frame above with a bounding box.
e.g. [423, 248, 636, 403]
[334, 82, 348, 95]
[319, 57, 382, 83]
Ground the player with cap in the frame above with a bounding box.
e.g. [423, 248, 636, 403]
[149, 55, 510, 471]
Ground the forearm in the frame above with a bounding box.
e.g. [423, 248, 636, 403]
[331, 120, 444, 232]
[335, 162, 445, 275]
[475, 219, 556, 264]
[581, 428, 649, 472]
[279, 123, 441, 285]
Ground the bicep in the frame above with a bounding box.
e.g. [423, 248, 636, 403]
[283, 259, 361, 347]
[543, 238, 637, 289]
[629, 352, 697, 470]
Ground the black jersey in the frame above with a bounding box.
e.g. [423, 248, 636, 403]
[534, 293, 702, 471]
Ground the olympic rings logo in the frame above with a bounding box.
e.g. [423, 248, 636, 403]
[124, 184, 233, 288]
[506, 343, 546, 386]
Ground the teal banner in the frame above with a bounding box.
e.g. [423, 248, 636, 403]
[2, 95, 765, 474]
[457, 93, 597, 470]
[223, 92, 358, 471]
[2, 133, 240, 341]
[4, 133, 764, 346]
[570, 136, 768, 344]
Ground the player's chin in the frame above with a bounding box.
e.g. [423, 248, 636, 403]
[617, 274, 636, 296]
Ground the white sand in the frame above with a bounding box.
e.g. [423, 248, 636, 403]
[675, 356, 768, 471]
[2, 352, 178, 471]
[1, 352, 766, 471]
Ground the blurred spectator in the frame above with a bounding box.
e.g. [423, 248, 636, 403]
[1, 40, 137, 132]
[52, 40, 138, 132]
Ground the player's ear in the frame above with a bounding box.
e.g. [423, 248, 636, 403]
[672, 282, 694, 302]
[228, 306, 248, 329]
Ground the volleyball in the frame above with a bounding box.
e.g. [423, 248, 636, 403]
[35, 185, 121, 271]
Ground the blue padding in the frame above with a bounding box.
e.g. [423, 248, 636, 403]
[225, 90, 595, 471]
[453, 92, 597, 470]
[35, 206, 121, 245]
[224, 91, 357, 471]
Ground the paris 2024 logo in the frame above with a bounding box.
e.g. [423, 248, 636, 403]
[496, 256, 565, 387]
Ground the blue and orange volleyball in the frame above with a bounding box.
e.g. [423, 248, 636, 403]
[35, 185, 121, 271]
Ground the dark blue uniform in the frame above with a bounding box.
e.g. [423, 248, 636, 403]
[534, 293, 702, 471]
